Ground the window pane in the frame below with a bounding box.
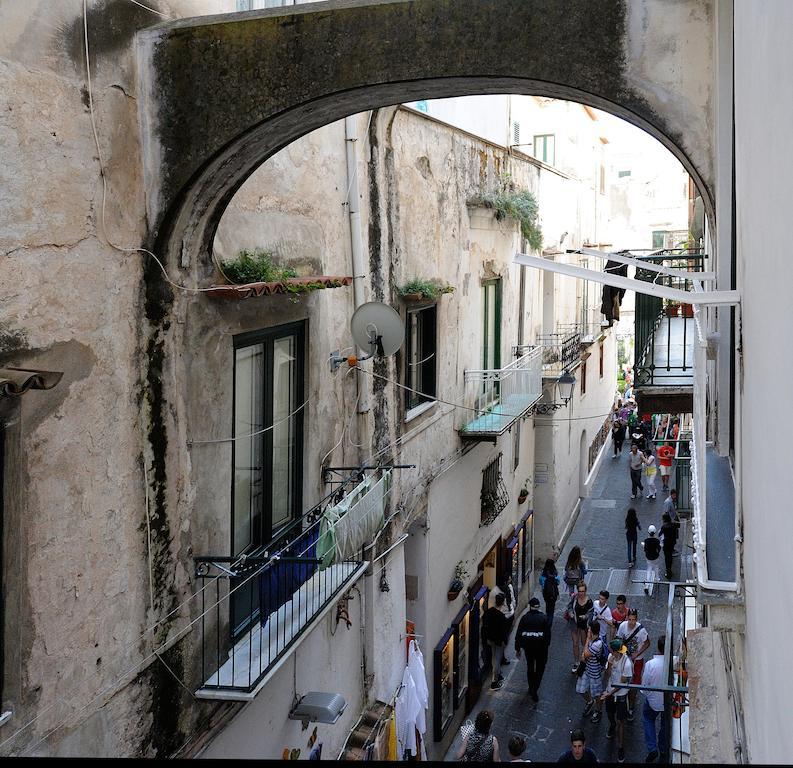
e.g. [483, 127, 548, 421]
[234, 344, 264, 555]
[271, 335, 296, 532]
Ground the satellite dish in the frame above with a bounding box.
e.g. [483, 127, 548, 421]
[350, 302, 404, 357]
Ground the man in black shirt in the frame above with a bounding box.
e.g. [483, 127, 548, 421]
[482, 593, 510, 689]
[660, 513, 679, 580]
[514, 596, 551, 701]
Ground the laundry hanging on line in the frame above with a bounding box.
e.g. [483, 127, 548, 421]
[317, 470, 392, 566]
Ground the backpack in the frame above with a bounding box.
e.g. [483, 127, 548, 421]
[563, 566, 581, 588]
[542, 574, 559, 602]
[597, 636, 609, 666]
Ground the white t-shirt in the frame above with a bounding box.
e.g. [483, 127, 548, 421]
[617, 621, 650, 661]
[606, 653, 633, 698]
[593, 601, 613, 638]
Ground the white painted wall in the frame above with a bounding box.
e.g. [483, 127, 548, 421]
[733, 1, 793, 761]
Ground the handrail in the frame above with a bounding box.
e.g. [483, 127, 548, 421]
[464, 346, 541, 382]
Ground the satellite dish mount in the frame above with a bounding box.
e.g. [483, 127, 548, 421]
[330, 302, 404, 371]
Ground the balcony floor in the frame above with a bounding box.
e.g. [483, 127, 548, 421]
[705, 445, 736, 583]
[462, 393, 540, 438]
[636, 316, 695, 388]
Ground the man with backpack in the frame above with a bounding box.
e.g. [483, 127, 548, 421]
[641, 526, 662, 595]
[514, 597, 551, 702]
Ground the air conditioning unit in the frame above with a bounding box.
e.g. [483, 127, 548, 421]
[288, 692, 347, 726]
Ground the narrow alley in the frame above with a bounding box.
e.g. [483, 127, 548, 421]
[445, 437, 690, 763]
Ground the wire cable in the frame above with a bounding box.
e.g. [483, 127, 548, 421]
[126, 0, 171, 17]
[188, 395, 312, 446]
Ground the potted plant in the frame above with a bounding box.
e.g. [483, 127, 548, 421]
[447, 561, 468, 600]
[665, 301, 680, 318]
[398, 278, 454, 302]
[681, 303, 695, 318]
[518, 482, 530, 504]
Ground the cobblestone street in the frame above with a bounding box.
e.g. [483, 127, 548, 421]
[445, 443, 690, 763]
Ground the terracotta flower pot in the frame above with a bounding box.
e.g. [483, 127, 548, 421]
[447, 589, 461, 601]
[401, 292, 424, 302]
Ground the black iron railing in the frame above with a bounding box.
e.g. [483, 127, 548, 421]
[194, 475, 371, 697]
[634, 250, 706, 387]
[537, 330, 581, 373]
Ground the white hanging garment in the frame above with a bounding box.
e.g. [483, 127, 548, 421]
[395, 665, 420, 758]
[407, 639, 429, 760]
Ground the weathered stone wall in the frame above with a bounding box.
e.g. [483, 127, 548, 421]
[0, 0, 237, 757]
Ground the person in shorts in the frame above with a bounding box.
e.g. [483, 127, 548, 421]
[601, 639, 633, 763]
[577, 620, 606, 723]
[616, 608, 650, 719]
[657, 442, 675, 491]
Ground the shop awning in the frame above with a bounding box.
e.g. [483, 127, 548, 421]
[0, 367, 63, 397]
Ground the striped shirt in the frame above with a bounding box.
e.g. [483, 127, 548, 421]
[585, 639, 605, 678]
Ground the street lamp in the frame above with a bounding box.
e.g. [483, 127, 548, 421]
[557, 370, 576, 404]
[528, 370, 577, 415]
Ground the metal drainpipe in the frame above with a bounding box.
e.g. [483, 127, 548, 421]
[345, 114, 370, 417]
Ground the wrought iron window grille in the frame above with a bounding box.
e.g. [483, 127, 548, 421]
[480, 453, 509, 526]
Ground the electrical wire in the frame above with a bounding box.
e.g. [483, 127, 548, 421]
[188, 395, 313, 446]
[319, 367, 358, 468]
[126, 0, 171, 17]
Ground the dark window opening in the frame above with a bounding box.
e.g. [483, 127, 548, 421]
[405, 304, 437, 412]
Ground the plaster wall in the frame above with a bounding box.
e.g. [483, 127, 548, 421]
[198, 591, 365, 760]
[0, 0, 235, 758]
[733, 1, 793, 762]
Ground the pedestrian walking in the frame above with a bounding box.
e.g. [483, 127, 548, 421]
[627, 444, 646, 499]
[495, 577, 516, 664]
[641, 636, 669, 763]
[644, 452, 658, 499]
[662, 489, 680, 522]
[616, 608, 651, 719]
[641, 526, 662, 594]
[570, 582, 594, 673]
[593, 590, 613, 641]
[611, 595, 628, 632]
[577, 620, 606, 724]
[514, 596, 550, 702]
[457, 710, 500, 761]
[656, 442, 675, 491]
[601, 638, 633, 763]
[481, 593, 510, 689]
[611, 419, 626, 457]
[563, 546, 588, 599]
[625, 508, 641, 567]
[557, 728, 598, 763]
[660, 513, 679, 580]
[540, 558, 561, 629]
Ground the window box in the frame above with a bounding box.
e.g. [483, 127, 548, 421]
[205, 276, 352, 300]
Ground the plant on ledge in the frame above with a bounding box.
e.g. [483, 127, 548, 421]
[448, 561, 469, 600]
[468, 173, 543, 251]
[220, 248, 298, 284]
[398, 277, 455, 301]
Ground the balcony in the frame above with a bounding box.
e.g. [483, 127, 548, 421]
[192, 472, 392, 699]
[633, 250, 706, 413]
[535, 330, 581, 375]
[460, 347, 543, 441]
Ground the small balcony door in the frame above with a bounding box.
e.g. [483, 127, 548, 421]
[231, 322, 305, 637]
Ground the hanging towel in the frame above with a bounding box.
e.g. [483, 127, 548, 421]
[318, 471, 392, 565]
[407, 640, 429, 740]
[395, 665, 421, 758]
[386, 712, 398, 761]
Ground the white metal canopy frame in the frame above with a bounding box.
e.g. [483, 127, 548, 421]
[513, 248, 740, 306]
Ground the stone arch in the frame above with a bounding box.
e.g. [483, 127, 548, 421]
[137, 0, 715, 268]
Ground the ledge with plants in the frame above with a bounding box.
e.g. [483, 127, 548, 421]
[206, 248, 352, 300]
[467, 173, 543, 251]
[397, 277, 455, 302]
